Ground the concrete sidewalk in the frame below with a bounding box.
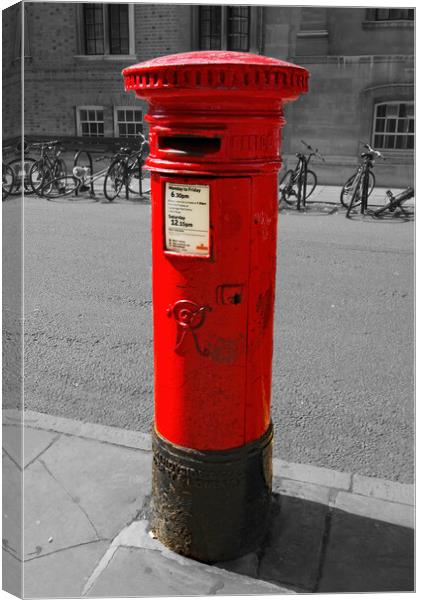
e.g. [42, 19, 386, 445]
[2, 410, 414, 597]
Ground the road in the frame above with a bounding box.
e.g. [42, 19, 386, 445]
[4, 193, 414, 482]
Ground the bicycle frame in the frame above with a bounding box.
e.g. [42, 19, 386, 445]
[287, 140, 324, 209]
[72, 163, 111, 195]
[291, 152, 318, 209]
[345, 143, 384, 217]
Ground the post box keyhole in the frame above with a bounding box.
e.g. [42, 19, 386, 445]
[217, 285, 244, 305]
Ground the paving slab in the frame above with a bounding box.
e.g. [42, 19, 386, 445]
[3, 452, 23, 559]
[23, 540, 109, 598]
[24, 460, 98, 559]
[273, 458, 351, 490]
[273, 476, 331, 506]
[40, 434, 152, 538]
[2, 424, 22, 468]
[87, 546, 292, 597]
[3, 424, 59, 468]
[259, 494, 327, 591]
[318, 509, 414, 592]
[334, 491, 414, 528]
[215, 552, 259, 579]
[2, 550, 22, 598]
[23, 410, 151, 452]
[352, 474, 414, 505]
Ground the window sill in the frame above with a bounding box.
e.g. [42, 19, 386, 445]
[73, 55, 137, 62]
[362, 20, 414, 30]
[296, 30, 328, 38]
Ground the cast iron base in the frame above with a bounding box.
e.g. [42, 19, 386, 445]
[151, 424, 273, 563]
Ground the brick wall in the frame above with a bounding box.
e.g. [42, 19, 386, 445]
[134, 4, 192, 60]
[3, 3, 193, 142]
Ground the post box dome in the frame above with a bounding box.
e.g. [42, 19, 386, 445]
[123, 51, 309, 102]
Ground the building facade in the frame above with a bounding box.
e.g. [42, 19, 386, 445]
[2, 3, 415, 185]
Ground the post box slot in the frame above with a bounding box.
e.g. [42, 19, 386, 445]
[158, 135, 221, 156]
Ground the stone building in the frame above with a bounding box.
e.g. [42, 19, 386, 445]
[2, 3, 414, 185]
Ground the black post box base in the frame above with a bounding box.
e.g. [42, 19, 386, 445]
[151, 424, 273, 563]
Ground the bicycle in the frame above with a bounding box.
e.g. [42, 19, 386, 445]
[103, 134, 150, 201]
[278, 140, 325, 210]
[341, 142, 385, 217]
[372, 186, 414, 217]
[29, 141, 67, 195]
[40, 154, 114, 201]
[2, 161, 15, 200]
[2, 145, 16, 200]
[6, 139, 37, 196]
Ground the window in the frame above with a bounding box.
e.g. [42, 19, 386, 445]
[199, 6, 250, 51]
[114, 107, 143, 137]
[77, 107, 105, 137]
[199, 6, 222, 50]
[83, 3, 131, 55]
[109, 4, 129, 54]
[372, 102, 414, 150]
[373, 9, 414, 21]
[227, 7, 250, 51]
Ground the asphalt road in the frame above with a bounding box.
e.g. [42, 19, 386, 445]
[4, 193, 414, 482]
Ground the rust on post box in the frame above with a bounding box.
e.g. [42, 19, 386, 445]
[123, 51, 309, 563]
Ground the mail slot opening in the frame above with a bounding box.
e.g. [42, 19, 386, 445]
[158, 135, 221, 156]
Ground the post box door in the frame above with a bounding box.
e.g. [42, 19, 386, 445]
[152, 175, 253, 450]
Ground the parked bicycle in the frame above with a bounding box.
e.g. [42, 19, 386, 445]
[2, 161, 15, 200]
[278, 140, 325, 210]
[103, 135, 149, 201]
[39, 134, 150, 201]
[40, 153, 114, 201]
[341, 142, 385, 217]
[372, 186, 414, 218]
[29, 140, 67, 195]
[2, 145, 16, 200]
[6, 139, 37, 196]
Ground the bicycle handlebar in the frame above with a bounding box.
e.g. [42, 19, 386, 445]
[300, 139, 326, 162]
[359, 141, 386, 160]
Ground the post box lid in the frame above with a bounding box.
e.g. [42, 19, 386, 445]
[123, 51, 308, 99]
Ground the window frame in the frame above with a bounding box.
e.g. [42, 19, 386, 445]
[197, 5, 252, 52]
[76, 105, 106, 138]
[371, 101, 414, 152]
[76, 3, 135, 59]
[373, 8, 414, 21]
[113, 106, 144, 138]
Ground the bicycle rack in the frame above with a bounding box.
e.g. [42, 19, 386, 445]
[73, 150, 94, 197]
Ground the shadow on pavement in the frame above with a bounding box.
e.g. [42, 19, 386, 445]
[217, 493, 414, 593]
[346, 210, 414, 224]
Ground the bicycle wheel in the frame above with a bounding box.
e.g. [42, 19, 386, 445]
[42, 175, 79, 199]
[340, 170, 374, 208]
[2, 164, 15, 200]
[29, 161, 50, 196]
[8, 157, 36, 195]
[126, 158, 147, 195]
[279, 169, 299, 207]
[304, 170, 317, 199]
[346, 175, 364, 218]
[104, 160, 125, 201]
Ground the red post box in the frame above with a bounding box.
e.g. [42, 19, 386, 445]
[123, 51, 308, 562]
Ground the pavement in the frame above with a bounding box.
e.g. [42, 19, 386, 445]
[2, 409, 414, 597]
